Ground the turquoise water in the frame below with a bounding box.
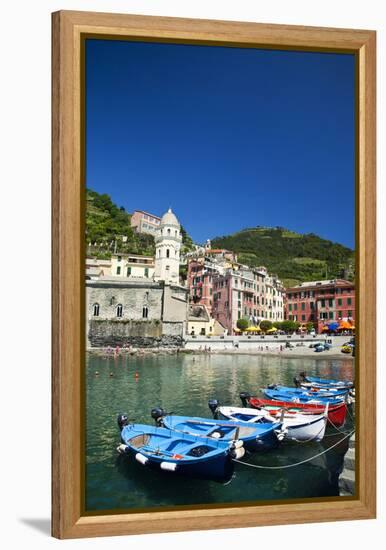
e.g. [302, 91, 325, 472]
[85, 353, 355, 512]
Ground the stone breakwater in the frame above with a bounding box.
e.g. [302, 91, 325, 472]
[88, 318, 183, 348]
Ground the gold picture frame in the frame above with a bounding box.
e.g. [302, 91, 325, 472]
[52, 10, 376, 539]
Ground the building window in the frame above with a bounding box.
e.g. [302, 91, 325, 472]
[200, 328, 206, 335]
[142, 306, 149, 318]
[320, 299, 325, 307]
[329, 312, 334, 319]
[348, 310, 353, 317]
[301, 303, 305, 310]
[127, 267, 131, 276]
[116, 266, 121, 275]
[92, 303, 100, 316]
[329, 299, 333, 307]
[338, 311, 343, 318]
[166, 249, 170, 258]
[288, 304, 292, 311]
[117, 256, 122, 262]
[116, 304, 123, 318]
[347, 297, 352, 305]
[293, 303, 297, 310]
[301, 315, 306, 321]
[110, 296, 116, 306]
[338, 298, 342, 306]
[144, 268, 149, 278]
[167, 228, 171, 235]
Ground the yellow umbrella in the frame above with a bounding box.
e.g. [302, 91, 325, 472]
[267, 327, 278, 334]
[246, 325, 261, 332]
[234, 327, 241, 333]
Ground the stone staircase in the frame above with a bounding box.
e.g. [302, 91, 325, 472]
[339, 433, 355, 496]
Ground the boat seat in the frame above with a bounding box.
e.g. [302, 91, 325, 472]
[237, 426, 260, 437]
[128, 434, 151, 448]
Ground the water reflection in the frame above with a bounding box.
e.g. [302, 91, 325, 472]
[86, 353, 355, 511]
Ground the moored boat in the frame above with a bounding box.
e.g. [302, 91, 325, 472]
[263, 387, 346, 406]
[240, 393, 347, 427]
[117, 415, 244, 480]
[155, 408, 283, 452]
[272, 384, 348, 398]
[213, 405, 328, 442]
[299, 371, 354, 390]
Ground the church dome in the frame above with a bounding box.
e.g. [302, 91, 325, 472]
[160, 208, 180, 227]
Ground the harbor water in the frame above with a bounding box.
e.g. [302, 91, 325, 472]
[86, 353, 355, 512]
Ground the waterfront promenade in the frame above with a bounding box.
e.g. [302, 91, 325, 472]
[184, 334, 351, 356]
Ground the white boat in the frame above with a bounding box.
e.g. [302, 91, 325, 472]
[217, 405, 328, 442]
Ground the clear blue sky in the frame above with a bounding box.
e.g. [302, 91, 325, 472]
[86, 39, 355, 249]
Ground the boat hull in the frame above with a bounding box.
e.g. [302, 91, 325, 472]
[118, 423, 237, 480]
[119, 443, 234, 479]
[249, 397, 347, 427]
[218, 406, 327, 442]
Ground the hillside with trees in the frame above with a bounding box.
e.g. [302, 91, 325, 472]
[86, 188, 194, 258]
[211, 226, 354, 287]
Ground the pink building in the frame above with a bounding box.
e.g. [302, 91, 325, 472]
[187, 259, 216, 313]
[211, 268, 284, 334]
[130, 210, 161, 235]
[284, 279, 355, 333]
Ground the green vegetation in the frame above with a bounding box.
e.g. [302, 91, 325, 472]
[280, 320, 301, 333]
[236, 318, 249, 331]
[86, 188, 193, 256]
[212, 226, 354, 284]
[259, 320, 273, 332]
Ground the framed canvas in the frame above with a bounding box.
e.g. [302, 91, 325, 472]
[52, 10, 376, 539]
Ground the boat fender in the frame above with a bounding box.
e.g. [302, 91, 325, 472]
[211, 431, 222, 439]
[160, 461, 177, 472]
[135, 453, 149, 465]
[232, 447, 245, 460]
[274, 428, 288, 442]
[231, 440, 244, 449]
[116, 444, 129, 454]
[117, 414, 128, 431]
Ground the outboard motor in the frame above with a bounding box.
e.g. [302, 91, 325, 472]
[293, 377, 301, 388]
[299, 371, 307, 380]
[267, 383, 277, 390]
[151, 407, 166, 427]
[117, 414, 128, 431]
[239, 392, 251, 408]
[208, 399, 219, 418]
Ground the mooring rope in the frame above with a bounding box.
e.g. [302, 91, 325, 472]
[232, 429, 355, 470]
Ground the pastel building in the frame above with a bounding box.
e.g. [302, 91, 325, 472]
[130, 210, 161, 235]
[187, 248, 239, 313]
[111, 253, 154, 279]
[284, 279, 355, 332]
[211, 267, 284, 334]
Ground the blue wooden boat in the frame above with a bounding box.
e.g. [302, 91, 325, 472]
[268, 384, 348, 398]
[263, 388, 345, 406]
[299, 372, 354, 390]
[117, 415, 244, 480]
[160, 412, 283, 452]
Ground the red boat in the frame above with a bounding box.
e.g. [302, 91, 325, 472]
[247, 397, 347, 427]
